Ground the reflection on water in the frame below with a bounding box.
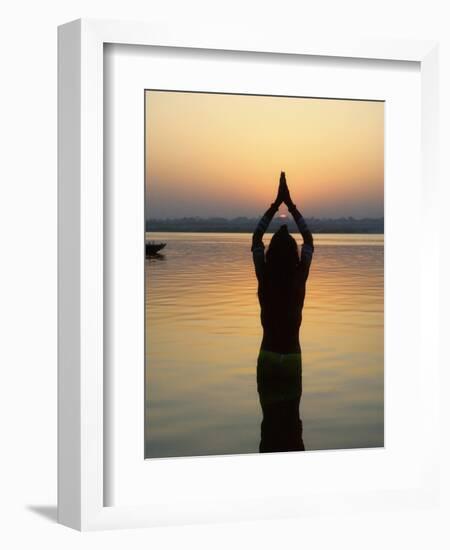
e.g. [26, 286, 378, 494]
[145, 232, 384, 458]
[259, 397, 304, 453]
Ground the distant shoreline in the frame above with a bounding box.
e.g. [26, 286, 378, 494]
[145, 217, 384, 234]
[145, 229, 384, 234]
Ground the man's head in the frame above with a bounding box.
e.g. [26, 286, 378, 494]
[266, 224, 299, 271]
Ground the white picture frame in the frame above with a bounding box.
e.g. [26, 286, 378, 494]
[58, 18, 439, 531]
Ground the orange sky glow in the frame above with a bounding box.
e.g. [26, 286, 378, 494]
[145, 91, 384, 219]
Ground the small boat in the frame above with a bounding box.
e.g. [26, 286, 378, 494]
[146, 242, 166, 256]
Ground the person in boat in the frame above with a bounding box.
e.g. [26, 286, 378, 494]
[251, 172, 314, 452]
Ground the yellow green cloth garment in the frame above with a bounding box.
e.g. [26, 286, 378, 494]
[257, 349, 302, 405]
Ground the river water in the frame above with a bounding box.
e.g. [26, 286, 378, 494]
[145, 232, 384, 458]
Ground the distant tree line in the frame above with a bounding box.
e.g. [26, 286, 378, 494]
[145, 216, 384, 234]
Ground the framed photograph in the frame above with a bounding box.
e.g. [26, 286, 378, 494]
[143, 90, 385, 459]
[58, 19, 439, 530]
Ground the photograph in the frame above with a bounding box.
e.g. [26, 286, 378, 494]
[144, 90, 384, 458]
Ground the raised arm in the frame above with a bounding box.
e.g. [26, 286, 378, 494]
[251, 177, 283, 280]
[251, 202, 279, 250]
[281, 174, 314, 278]
[288, 203, 314, 249]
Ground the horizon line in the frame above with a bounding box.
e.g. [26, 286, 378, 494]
[146, 215, 384, 221]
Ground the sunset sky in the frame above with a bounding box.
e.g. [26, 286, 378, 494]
[145, 91, 384, 219]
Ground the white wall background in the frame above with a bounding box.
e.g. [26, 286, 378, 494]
[0, 0, 448, 548]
